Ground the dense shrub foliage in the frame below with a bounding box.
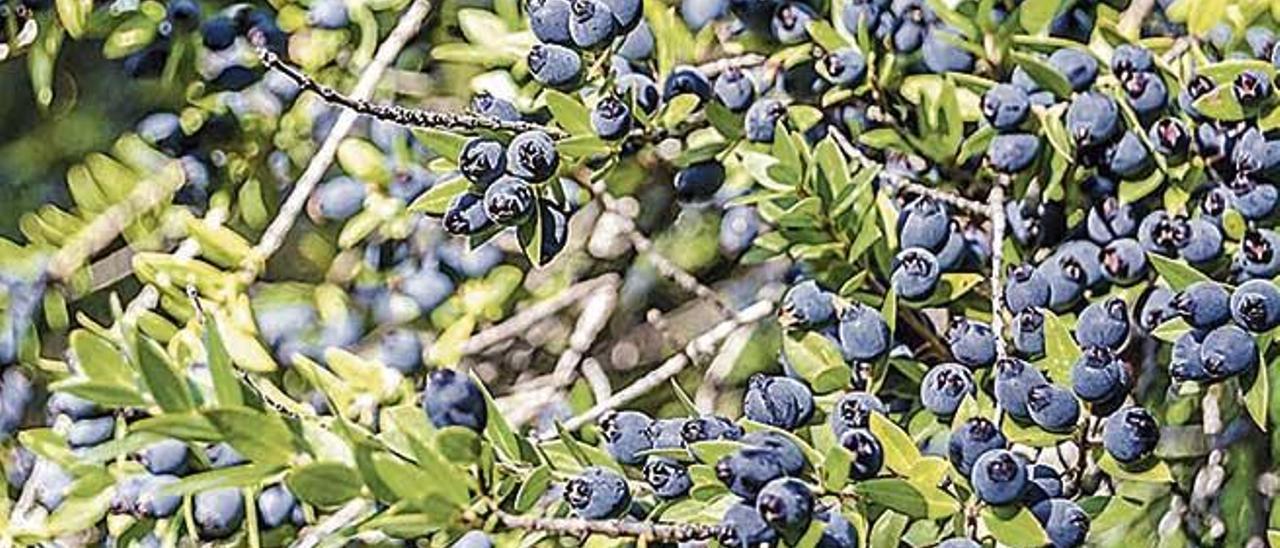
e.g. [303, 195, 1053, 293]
[5, 0, 1280, 545]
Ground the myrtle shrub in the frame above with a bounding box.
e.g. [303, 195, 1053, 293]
[2, 0, 1280, 545]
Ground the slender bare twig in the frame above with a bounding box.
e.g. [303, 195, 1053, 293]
[895, 180, 989, 217]
[255, 45, 565, 139]
[294, 499, 374, 548]
[461, 274, 620, 356]
[558, 298, 775, 432]
[1117, 0, 1156, 38]
[1161, 37, 1193, 64]
[695, 53, 767, 78]
[241, 0, 436, 283]
[989, 176, 1008, 359]
[497, 511, 722, 541]
[47, 161, 184, 281]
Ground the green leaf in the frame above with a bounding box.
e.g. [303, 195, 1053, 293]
[823, 446, 852, 491]
[662, 94, 703, 129]
[782, 331, 851, 393]
[982, 505, 1051, 548]
[1148, 253, 1212, 291]
[204, 408, 298, 467]
[1097, 454, 1174, 483]
[469, 370, 522, 463]
[1245, 363, 1268, 431]
[1011, 50, 1073, 98]
[1037, 309, 1081, 385]
[414, 129, 468, 160]
[544, 90, 594, 135]
[1152, 317, 1191, 342]
[689, 440, 746, 464]
[1188, 0, 1227, 35]
[515, 466, 552, 512]
[556, 134, 612, 157]
[48, 379, 146, 408]
[868, 413, 920, 475]
[1192, 85, 1249, 121]
[852, 478, 961, 518]
[157, 464, 283, 497]
[408, 175, 469, 216]
[869, 510, 908, 548]
[137, 337, 193, 413]
[806, 20, 849, 50]
[1002, 416, 1074, 447]
[434, 426, 481, 463]
[646, 2, 695, 77]
[205, 315, 244, 408]
[69, 329, 131, 386]
[55, 0, 92, 38]
[131, 413, 223, 441]
[44, 481, 114, 536]
[1019, 0, 1061, 34]
[287, 462, 363, 506]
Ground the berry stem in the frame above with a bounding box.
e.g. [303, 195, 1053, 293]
[242, 0, 436, 285]
[496, 510, 723, 541]
[556, 297, 776, 433]
[895, 180, 989, 217]
[253, 41, 567, 139]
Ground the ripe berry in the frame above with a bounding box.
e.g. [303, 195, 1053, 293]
[1037, 255, 1086, 312]
[830, 392, 886, 439]
[743, 374, 815, 430]
[1234, 69, 1272, 106]
[719, 503, 778, 547]
[647, 418, 688, 448]
[771, 2, 816, 44]
[256, 484, 299, 529]
[32, 461, 72, 511]
[981, 84, 1031, 131]
[307, 0, 349, 29]
[136, 475, 182, 518]
[745, 98, 787, 142]
[1172, 332, 1212, 380]
[1201, 324, 1258, 378]
[971, 449, 1027, 505]
[898, 197, 950, 252]
[995, 357, 1047, 422]
[1100, 238, 1149, 285]
[756, 478, 813, 534]
[379, 328, 423, 375]
[716, 447, 787, 499]
[643, 456, 692, 499]
[1075, 297, 1129, 351]
[0, 369, 32, 436]
[988, 133, 1041, 174]
[816, 509, 858, 547]
[921, 28, 975, 73]
[938, 540, 982, 548]
[601, 0, 642, 29]
[1175, 218, 1223, 265]
[892, 247, 940, 300]
[1231, 279, 1280, 332]
[1072, 347, 1128, 403]
[1027, 384, 1080, 433]
[1122, 72, 1167, 120]
[140, 439, 190, 476]
[719, 206, 761, 257]
[454, 531, 493, 548]
[483, 176, 536, 226]
[1149, 118, 1190, 161]
[591, 95, 632, 140]
[315, 176, 366, 221]
[663, 65, 713, 104]
[506, 130, 559, 182]
[780, 280, 835, 329]
[68, 416, 115, 448]
[1031, 498, 1090, 548]
[1066, 92, 1120, 150]
[1102, 406, 1159, 465]
[206, 443, 248, 468]
[1174, 281, 1231, 329]
[1013, 309, 1046, 358]
[568, 0, 618, 50]
[459, 138, 507, 189]
[920, 363, 975, 417]
[599, 410, 652, 465]
[201, 16, 237, 50]
[1105, 131, 1153, 179]
[1048, 48, 1097, 91]
[111, 475, 146, 515]
[423, 369, 488, 432]
[821, 47, 867, 86]
[194, 487, 246, 539]
[528, 44, 583, 89]
[1111, 44, 1154, 76]
[741, 431, 806, 476]
[947, 318, 996, 367]
[713, 68, 756, 112]
[564, 467, 631, 519]
[673, 160, 726, 202]
[618, 73, 662, 114]
[948, 417, 1007, 476]
[1137, 287, 1176, 333]
[1236, 228, 1280, 279]
[1022, 463, 1064, 506]
[471, 92, 520, 122]
[1005, 264, 1050, 313]
[1138, 210, 1186, 256]
[836, 302, 891, 362]
[682, 415, 744, 443]
[839, 428, 884, 480]
[683, 0, 728, 29]
[528, 0, 573, 45]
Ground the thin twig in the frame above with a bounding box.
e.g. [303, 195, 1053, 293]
[558, 298, 775, 432]
[255, 44, 566, 139]
[461, 274, 620, 356]
[294, 499, 373, 548]
[1117, 0, 1156, 38]
[47, 161, 184, 281]
[241, 0, 436, 283]
[497, 511, 722, 542]
[989, 176, 1008, 359]
[895, 180, 989, 218]
[695, 53, 767, 78]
